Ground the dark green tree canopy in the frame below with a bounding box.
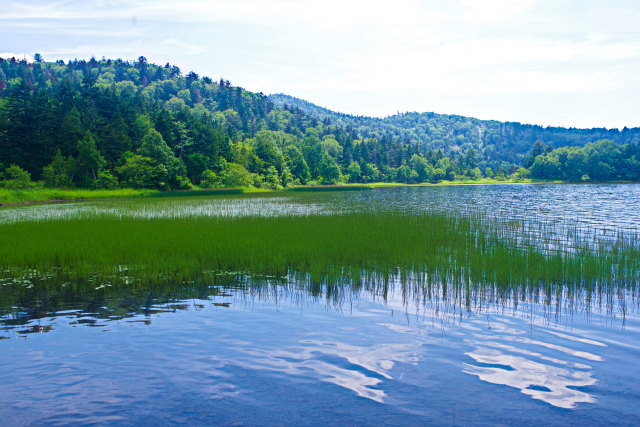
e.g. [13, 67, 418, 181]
[1, 57, 638, 190]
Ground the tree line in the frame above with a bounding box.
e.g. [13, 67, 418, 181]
[1, 56, 638, 190]
[270, 94, 640, 166]
[525, 139, 640, 181]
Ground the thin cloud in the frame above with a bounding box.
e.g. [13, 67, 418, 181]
[459, 0, 535, 23]
[0, 53, 33, 61]
[0, 0, 638, 128]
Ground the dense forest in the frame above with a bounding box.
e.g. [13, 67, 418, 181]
[269, 94, 640, 165]
[1, 56, 639, 191]
[526, 139, 640, 181]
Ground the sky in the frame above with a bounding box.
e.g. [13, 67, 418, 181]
[1, 0, 639, 129]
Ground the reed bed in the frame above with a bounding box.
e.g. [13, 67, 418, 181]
[1, 211, 638, 290]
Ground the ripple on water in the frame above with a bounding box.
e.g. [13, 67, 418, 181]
[1, 284, 639, 424]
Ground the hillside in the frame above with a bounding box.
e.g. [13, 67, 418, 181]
[269, 94, 640, 165]
[0, 56, 638, 191]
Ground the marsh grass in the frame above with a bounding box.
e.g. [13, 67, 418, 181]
[0, 188, 157, 204]
[1, 211, 638, 298]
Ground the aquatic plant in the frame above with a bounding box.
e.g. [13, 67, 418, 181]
[1, 210, 638, 302]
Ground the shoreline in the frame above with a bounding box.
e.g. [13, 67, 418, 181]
[2, 179, 638, 206]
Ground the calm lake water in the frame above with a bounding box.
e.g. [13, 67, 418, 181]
[1, 184, 640, 425]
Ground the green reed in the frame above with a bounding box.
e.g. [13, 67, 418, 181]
[1, 208, 639, 330]
[1, 211, 638, 292]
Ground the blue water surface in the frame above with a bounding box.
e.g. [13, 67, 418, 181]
[2, 284, 639, 426]
[1, 184, 640, 425]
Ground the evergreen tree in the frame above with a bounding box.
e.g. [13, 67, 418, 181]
[138, 128, 174, 167]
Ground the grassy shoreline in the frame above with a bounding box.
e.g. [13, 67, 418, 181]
[0, 188, 158, 205]
[3, 179, 637, 205]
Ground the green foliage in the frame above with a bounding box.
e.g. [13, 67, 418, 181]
[271, 93, 640, 167]
[319, 153, 341, 184]
[321, 136, 342, 158]
[302, 137, 323, 179]
[76, 131, 106, 182]
[529, 139, 640, 181]
[346, 161, 362, 183]
[361, 162, 378, 183]
[138, 129, 174, 166]
[280, 165, 294, 188]
[531, 155, 560, 178]
[1, 57, 638, 192]
[513, 167, 531, 181]
[175, 175, 193, 190]
[524, 140, 552, 168]
[200, 169, 221, 188]
[284, 145, 310, 184]
[96, 170, 119, 189]
[485, 167, 494, 178]
[264, 165, 282, 189]
[222, 163, 253, 187]
[410, 154, 430, 182]
[396, 165, 411, 183]
[254, 130, 284, 174]
[42, 150, 75, 188]
[432, 168, 446, 183]
[2, 164, 32, 189]
[132, 114, 153, 143]
[0, 188, 155, 204]
[185, 153, 210, 184]
[117, 155, 168, 189]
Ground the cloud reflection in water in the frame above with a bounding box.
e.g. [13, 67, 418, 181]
[233, 337, 424, 402]
[463, 318, 606, 409]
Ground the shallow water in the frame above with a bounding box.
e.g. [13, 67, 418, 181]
[1, 184, 640, 425]
[2, 282, 639, 425]
[0, 193, 331, 223]
[3, 183, 639, 240]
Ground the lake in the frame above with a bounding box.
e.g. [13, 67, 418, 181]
[1, 184, 639, 425]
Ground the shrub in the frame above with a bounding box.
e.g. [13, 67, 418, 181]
[96, 170, 119, 189]
[3, 164, 32, 189]
[200, 170, 221, 188]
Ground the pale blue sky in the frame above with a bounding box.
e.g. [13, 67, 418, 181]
[1, 0, 639, 128]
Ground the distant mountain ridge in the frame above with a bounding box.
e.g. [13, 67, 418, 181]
[269, 93, 640, 165]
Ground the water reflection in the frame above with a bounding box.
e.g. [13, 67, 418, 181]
[462, 316, 606, 408]
[1, 277, 640, 424]
[2, 185, 640, 423]
[236, 338, 424, 402]
[2, 271, 635, 338]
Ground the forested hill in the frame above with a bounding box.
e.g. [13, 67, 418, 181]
[1, 56, 639, 191]
[269, 93, 640, 165]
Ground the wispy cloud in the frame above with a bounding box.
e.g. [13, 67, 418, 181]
[459, 0, 535, 23]
[1, 0, 638, 128]
[0, 53, 33, 61]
